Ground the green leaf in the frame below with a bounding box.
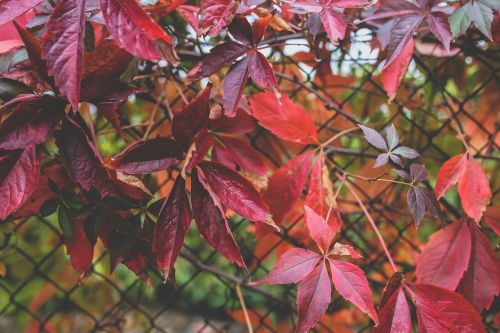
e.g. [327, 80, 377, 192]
[470, 1, 494, 40]
[450, 4, 472, 38]
[40, 198, 60, 217]
[58, 204, 74, 238]
[0, 78, 33, 101]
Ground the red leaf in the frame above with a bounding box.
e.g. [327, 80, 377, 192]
[0, 95, 65, 150]
[110, 137, 180, 174]
[458, 222, 500, 312]
[328, 259, 379, 324]
[222, 57, 250, 116]
[199, 0, 234, 37]
[13, 21, 50, 83]
[212, 135, 266, 176]
[41, 0, 86, 109]
[374, 286, 411, 333]
[416, 218, 471, 290]
[152, 176, 191, 275]
[0, 0, 43, 25]
[409, 283, 486, 333]
[384, 15, 424, 68]
[99, 0, 177, 63]
[320, 9, 348, 44]
[65, 219, 93, 272]
[172, 83, 212, 145]
[304, 205, 335, 253]
[55, 115, 118, 196]
[209, 108, 256, 134]
[435, 154, 467, 199]
[195, 41, 249, 79]
[296, 261, 331, 333]
[183, 129, 213, 173]
[381, 38, 414, 101]
[198, 161, 276, 228]
[250, 248, 321, 285]
[457, 158, 491, 222]
[305, 152, 339, 227]
[249, 92, 318, 144]
[248, 51, 279, 93]
[177, 5, 201, 35]
[263, 151, 314, 226]
[192, 168, 246, 269]
[0, 147, 40, 220]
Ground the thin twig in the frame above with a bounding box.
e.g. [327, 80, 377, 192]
[235, 284, 253, 333]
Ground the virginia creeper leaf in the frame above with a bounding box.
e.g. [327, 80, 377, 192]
[0, 147, 40, 220]
[328, 259, 379, 324]
[65, 219, 94, 273]
[457, 158, 491, 222]
[381, 38, 414, 101]
[152, 176, 191, 275]
[198, 161, 276, 228]
[250, 92, 318, 144]
[41, 0, 87, 109]
[374, 286, 411, 333]
[250, 248, 321, 285]
[99, 0, 178, 63]
[110, 137, 180, 174]
[435, 153, 467, 199]
[304, 205, 335, 253]
[296, 261, 331, 333]
[0, 0, 43, 25]
[457, 222, 500, 312]
[192, 167, 246, 269]
[416, 218, 471, 289]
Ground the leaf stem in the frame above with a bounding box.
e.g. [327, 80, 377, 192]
[319, 127, 359, 148]
[235, 284, 254, 333]
[343, 179, 398, 272]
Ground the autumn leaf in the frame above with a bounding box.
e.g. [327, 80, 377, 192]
[0, 0, 43, 25]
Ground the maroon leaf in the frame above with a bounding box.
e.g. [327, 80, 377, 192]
[99, 0, 178, 63]
[296, 261, 331, 333]
[407, 186, 441, 227]
[416, 218, 471, 290]
[195, 41, 249, 79]
[328, 259, 379, 324]
[183, 129, 213, 173]
[41, 0, 87, 109]
[248, 51, 278, 92]
[304, 205, 335, 253]
[384, 15, 424, 68]
[55, 115, 118, 196]
[209, 108, 256, 134]
[152, 176, 191, 275]
[0, 147, 40, 220]
[65, 219, 94, 273]
[212, 135, 266, 176]
[264, 151, 314, 227]
[199, 0, 234, 37]
[409, 283, 486, 333]
[110, 137, 180, 174]
[198, 161, 276, 228]
[0, 95, 65, 150]
[172, 83, 212, 145]
[0, 0, 43, 25]
[250, 248, 321, 285]
[426, 12, 452, 51]
[249, 92, 318, 144]
[13, 21, 50, 83]
[192, 167, 246, 268]
[458, 222, 500, 312]
[222, 57, 250, 116]
[374, 286, 411, 333]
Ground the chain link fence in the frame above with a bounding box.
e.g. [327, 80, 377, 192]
[0, 11, 499, 333]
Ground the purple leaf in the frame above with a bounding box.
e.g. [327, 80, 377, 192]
[374, 153, 389, 168]
[386, 123, 399, 150]
[392, 146, 420, 159]
[358, 124, 388, 151]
